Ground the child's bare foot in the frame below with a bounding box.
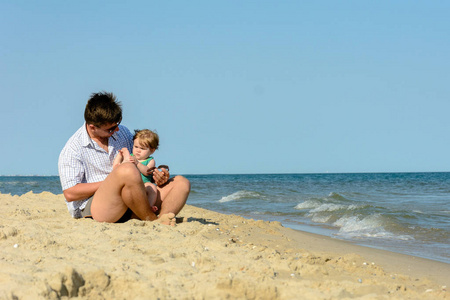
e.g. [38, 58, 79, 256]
[121, 148, 133, 163]
[112, 152, 123, 169]
[156, 213, 176, 226]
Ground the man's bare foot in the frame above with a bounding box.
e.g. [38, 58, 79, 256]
[156, 213, 176, 226]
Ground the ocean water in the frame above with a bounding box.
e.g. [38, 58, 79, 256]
[1, 173, 449, 264]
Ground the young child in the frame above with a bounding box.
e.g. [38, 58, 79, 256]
[113, 129, 160, 212]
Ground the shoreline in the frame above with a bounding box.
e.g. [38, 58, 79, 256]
[0, 192, 448, 299]
[250, 214, 450, 266]
[282, 226, 450, 287]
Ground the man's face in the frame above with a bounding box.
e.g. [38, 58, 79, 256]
[93, 122, 120, 138]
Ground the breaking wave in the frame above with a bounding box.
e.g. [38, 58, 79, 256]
[218, 190, 262, 203]
[293, 192, 415, 241]
[333, 215, 413, 240]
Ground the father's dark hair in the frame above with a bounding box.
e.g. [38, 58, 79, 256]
[84, 91, 122, 127]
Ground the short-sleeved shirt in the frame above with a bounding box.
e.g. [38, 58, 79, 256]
[58, 123, 133, 218]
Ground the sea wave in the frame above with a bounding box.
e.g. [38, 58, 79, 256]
[310, 203, 359, 213]
[333, 215, 414, 241]
[294, 200, 321, 210]
[218, 190, 262, 203]
[327, 192, 348, 201]
[294, 196, 362, 213]
[292, 193, 416, 241]
[311, 215, 332, 223]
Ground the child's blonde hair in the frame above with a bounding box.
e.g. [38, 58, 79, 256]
[133, 129, 159, 150]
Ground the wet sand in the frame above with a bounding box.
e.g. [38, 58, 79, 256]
[0, 192, 448, 299]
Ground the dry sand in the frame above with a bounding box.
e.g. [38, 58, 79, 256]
[0, 192, 448, 299]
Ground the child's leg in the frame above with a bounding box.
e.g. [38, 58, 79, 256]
[145, 183, 159, 212]
[112, 151, 124, 169]
[120, 147, 133, 163]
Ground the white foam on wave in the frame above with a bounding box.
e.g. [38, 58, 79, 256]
[218, 190, 260, 203]
[310, 203, 359, 213]
[333, 215, 413, 241]
[296, 199, 360, 212]
[334, 215, 381, 232]
[311, 203, 345, 212]
[311, 215, 332, 223]
[4, 181, 39, 185]
[294, 200, 323, 210]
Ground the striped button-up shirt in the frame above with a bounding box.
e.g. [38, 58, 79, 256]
[58, 123, 133, 218]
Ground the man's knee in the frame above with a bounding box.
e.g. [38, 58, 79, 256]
[115, 162, 141, 183]
[173, 175, 191, 193]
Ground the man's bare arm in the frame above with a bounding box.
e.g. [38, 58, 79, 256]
[63, 182, 102, 202]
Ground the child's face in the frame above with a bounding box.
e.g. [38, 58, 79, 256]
[132, 139, 154, 160]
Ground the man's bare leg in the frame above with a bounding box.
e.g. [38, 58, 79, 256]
[157, 175, 190, 216]
[91, 163, 176, 225]
[91, 163, 154, 222]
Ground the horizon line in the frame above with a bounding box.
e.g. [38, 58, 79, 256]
[2, 170, 450, 177]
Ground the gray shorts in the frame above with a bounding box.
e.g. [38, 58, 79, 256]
[80, 196, 93, 218]
[80, 196, 133, 223]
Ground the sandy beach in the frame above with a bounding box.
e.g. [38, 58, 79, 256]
[0, 192, 448, 299]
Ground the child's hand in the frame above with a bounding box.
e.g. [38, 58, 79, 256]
[128, 155, 138, 165]
[120, 148, 136, 164]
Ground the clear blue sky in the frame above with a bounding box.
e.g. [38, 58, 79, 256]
[1, 1, 449, 175]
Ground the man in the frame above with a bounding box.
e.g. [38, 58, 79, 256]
[58, 91, 190, 224]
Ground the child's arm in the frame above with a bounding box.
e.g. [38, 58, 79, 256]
[136, 158, 156, 176]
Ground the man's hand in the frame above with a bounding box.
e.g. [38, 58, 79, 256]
[153, 167, 170, 186]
